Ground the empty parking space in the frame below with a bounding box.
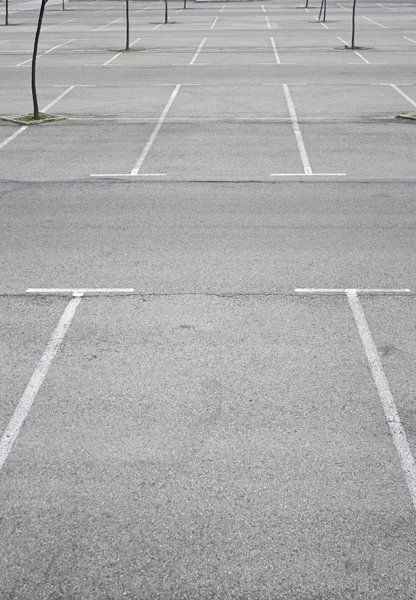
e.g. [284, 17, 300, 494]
[2, 292, 416, 596]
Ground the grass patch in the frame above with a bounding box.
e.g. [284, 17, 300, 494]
[397, 112, 416, 121]
[2, 113, 65, 125]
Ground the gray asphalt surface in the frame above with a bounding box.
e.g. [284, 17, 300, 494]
[1, 0, 416, 598]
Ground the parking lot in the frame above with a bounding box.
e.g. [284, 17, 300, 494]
[1, 0, 416, 598]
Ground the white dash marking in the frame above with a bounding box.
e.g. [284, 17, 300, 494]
[404, 36, 416, 44]
[261, 3, 266, 11]
[210, 16, 219, 29]
[0, 295, 83, 471]
[390, 84, 416, 108]
[347, 289, 416, 512]
[26, 288, 134, 294]
[283, 83, 312, 176]
[362, 15, 387, 28]
[41, 85, 75, 112]
[314, 15, 329, 28]
[265, 15, 271, 28]
[17, 39, 75, 66]
[190, 37, 206, 65]
[0, 126, 28, 151]
[337, 3, 351, 10]
[130, 84, 181, 175]
[271, 36, 281, 64]
[152, 23, 162, 30]
[94, 17, 122, 31]
[354, 50, 370, 63]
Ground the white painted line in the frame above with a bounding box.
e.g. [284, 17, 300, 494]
[362, 15, 387, 28]
[0, 40, 9, 45]
[91, 173, 167, 177]
[354, 50, 370, 63]
[0, 86, 75, 152]
[0, 126, 28, 151]
[176, 8, 182, 12]
[94, 17, 122, 31]
[347, 289, 416, 512]
[152, 23, 161, 30]
[377, 3, 397, 10]
[17, 39, 75, 66]
[337, 3, 351, 10]
[295, 288, 411, 294]
[404, 36, 416, 44]
[282, 84, 312, 176]
[220, 4, 225, 11]
[271, 172, 346, 176]
[0, 295, 82, 471]
[261, 3, 266, 11]
[130, 84, 181, 176]
[190, 37, 206, 65]
[270, 36, 280, 64]
[41, 85, 75, 112]
[210, 16, 219, 29]
[43, 39, 75, 55]
[314, 15, 329, 29]
[390, 84, 416, 108]
[265, 15, 271, 29]
[338, 36, 349, 46]
[103, 51, 122, 65]
[43, 18, 76, 30]
[26, 288, 134, 294]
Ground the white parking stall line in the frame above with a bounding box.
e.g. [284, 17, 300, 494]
[347, 289, 416, 512]
[43, 18, 76, 30]
[271, 86, 345, 178]
[314, 15, 329, 29]
[0, 295, 83, 471]
[362, 15, 387, 28]
[220, 5, 226, 12]
[0, 86, 75, 151]
[270, 36, 280, 64]
[91, 84, 181, 178]
[404, 36, 416, 44]
[93, 17, 122, 31]
[152, 24, 162, 30]
[390, 84, 416, 108]
[261, 3, 266, 11]
[190, 37, 207, 65]
[295, 289, 411, 294]
[26, 288, 135, 294]
[103, 37, 141, 65]
[338, 37, 371, 62]
[17, 39, 75, 66]
[377, 3, 397, 10]
[210, 16, 219, 29]
[0, 40, 9, 45]
[337, 3, 351, 10]
[282, 83, 312, 175]
[265, 15, 271, 29]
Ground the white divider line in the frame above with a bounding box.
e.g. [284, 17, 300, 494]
[338, 37, 371, 63]
[210, 16, 219, 29]
[41, 85, 75, 112]
[282, 83, 312, 175]
[0, 295, 83, 471]
[152, 23, 161, 30]
[377, 3, 397, 10]
[270, 36, 280, 64]
[103, 37, 141, 65]
[390, 84, 416, 108]
[337, 2, 351, 10]
[295, 288, 411, 294]
[0, 86, 75, 151]
[190, 37, 206, 65]
[265, 15, 271, 28]
[261, 3, 266, 11]
[362, 15, 387, 28]
[130, 84, 180, 176]
[17, 39, 75, 66]
[0, 40, 9, 45]
[220, 4, 226, 12]
[347, 289, 416, 512]
[404, 36, 416, 44]
[26, 288, 134, 294]
[94, 17, 122, 31]
[43, 18, 76, 30]
[314, 15, 329, 29]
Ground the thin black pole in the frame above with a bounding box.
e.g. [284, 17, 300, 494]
[32, 0, 48, 120]
[125, 0, 130, 50]
[351, 0, 357, 48]
[164, 0, 168, 23]
[5, 0, 9, 25]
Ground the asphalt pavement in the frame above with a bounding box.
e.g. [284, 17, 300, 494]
[1, 0, 416, 598]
